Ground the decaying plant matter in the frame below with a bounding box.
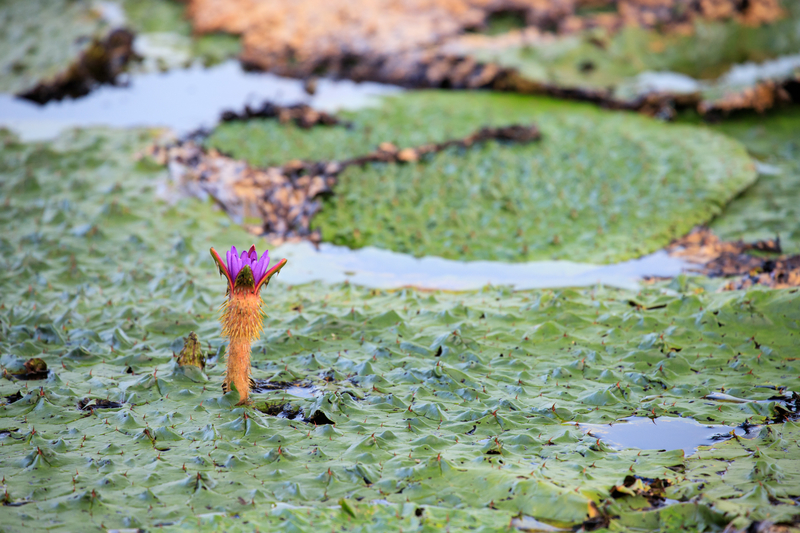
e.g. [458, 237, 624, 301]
[18, 29, 136, 104]
[667, 227, 800, 289]
[699, 73, 800, 118]
[219, 102, 346, 128]
[186, 0, 782, 80]
[210, 245, 287, 404]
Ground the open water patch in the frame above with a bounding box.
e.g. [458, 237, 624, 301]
[578, 416, 758, 456]
[251, 379, 321, 399]
[0, 60, 399, 141]
[271, 241, 690, 291]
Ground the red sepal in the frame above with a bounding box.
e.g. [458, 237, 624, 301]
[210, 247, 234, 291]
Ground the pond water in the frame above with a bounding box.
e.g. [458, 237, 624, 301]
[272, 241, 690, 291]
[284, 386, 321, 399]
[618, 52, 800, 97]
[577, 416, 756, 456]
[0, 60, 399, 141]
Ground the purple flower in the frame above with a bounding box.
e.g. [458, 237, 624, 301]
[225, 245, 270, 287]
[210, 245, 287, 294]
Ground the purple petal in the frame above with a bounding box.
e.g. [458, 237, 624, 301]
[222, 245, 273, 286]
[228, 246, 243, 281]
[253, 251, 270, 284]
[226, 246, 239, 276]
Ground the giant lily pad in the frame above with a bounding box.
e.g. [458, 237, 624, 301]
[283, 92, 753, 263]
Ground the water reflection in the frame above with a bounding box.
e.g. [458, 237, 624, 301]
[0, 60, 399, 141]
[271, 241, 690, 291]
[578, 416, 755, 456]
[284, 386, 321, 399]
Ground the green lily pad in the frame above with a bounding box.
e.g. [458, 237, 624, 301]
[303, 92, 753, 262]
[0, 0, 109, 94]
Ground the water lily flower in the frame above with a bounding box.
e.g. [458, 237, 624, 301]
[210, 245, 287, 404]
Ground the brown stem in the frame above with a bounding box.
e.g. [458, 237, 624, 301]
[225, 337, 253, 404]
[221, 291, 264, 405]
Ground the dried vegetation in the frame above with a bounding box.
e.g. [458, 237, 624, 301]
[18, 29, 137, 104]
[185, 0, 793, 117]
[187, 0, 783, 78]
[668, 228, 800, 289]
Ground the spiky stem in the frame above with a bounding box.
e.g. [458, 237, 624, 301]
[221, 290, 263, 404]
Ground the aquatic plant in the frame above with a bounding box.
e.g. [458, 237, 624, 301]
[210, 245, 287, 404]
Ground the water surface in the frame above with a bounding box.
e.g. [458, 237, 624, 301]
[0, 60, 399, 141]
[578, 416, 755, 456]
[272, 241, 690, 291]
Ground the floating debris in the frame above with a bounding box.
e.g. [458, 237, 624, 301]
[149, 141, 336, 244]
[667, 227, 800, 289]
[699, 71, 800, 118]
[18, 29, 137, 104]
[220, 102, 346, 129]
[77, 398, 123, 411]
[2, 358, 49, 381]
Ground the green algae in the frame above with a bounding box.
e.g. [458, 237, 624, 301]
[0, 0, 109, 94]
[1, 127, 799, 532]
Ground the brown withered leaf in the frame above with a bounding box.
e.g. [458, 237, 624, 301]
[19, 29, 137, 105]
[220, 102, 345, 129]
[666, 227, 800, 290]
[185, 0, 783, 90]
